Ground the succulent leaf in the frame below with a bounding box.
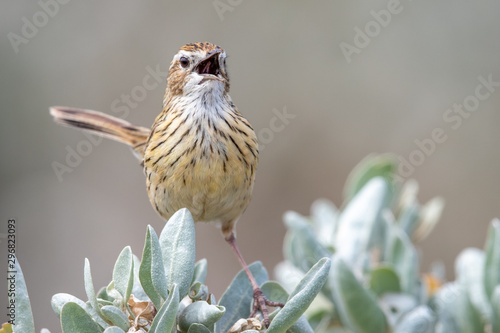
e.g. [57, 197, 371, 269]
[159, 208, 196, 300]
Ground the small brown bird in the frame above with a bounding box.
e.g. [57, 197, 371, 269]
[50, 42, 282, 326]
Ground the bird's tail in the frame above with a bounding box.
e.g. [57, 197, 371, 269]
[50, 106, 151, 159]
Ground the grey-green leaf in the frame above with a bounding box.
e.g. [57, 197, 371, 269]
[455, 248, 492, 322]
[113, 246, 134, 303]
[282, 231, 309, 274]
[412, 196, 444, 243]
[84, 258, 103, 317]
[454, 287, 483, 333]
[284, 211, 331, 272]
[131, 254, 148, 300]
[187, 323, 212, 333]
[394, 306, 435, 333]
[273, 261, 306, 294]
[492, 286, 500, 333]
[384, 219, 418, 294]
[189, 282, 209, 301]
[159, 208, 196, 299]
[52, 293, 109, 329]
[336, 177, 391, 268]
[61, 302, 102, 333]
[261, 281, 289, 304]
[101, 306, 130, 331]
[52, 293, 86, 317]
[329, 257, 387, 333]
[150, 228, 168, 301]
[267, 258, 331, 333]
[369, 266, 401, 296]
[434, 282, 460, 333]
[261, 281, 314, 333]
[139, 226, 164, 308]
[216, 262, 268, 333]
[310, 198, 338, 248]
[178, 301, 225, 333]
[8, 256, 35, 333]
[150, 284, 180, 333]
[484, 219, 500, 300]
[343, 153, 396, 201]
[285, 315, 315, 333]
[96, 286, 113, 303]
[192, 258, 208, 285]
[397, 200, 420, 238]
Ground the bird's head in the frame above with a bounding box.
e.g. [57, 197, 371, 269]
[166, 42, 229, 97]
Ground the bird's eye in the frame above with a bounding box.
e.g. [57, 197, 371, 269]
[180, 57, 189, 68]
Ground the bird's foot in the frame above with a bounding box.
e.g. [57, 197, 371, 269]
[250, 287, 284, 327]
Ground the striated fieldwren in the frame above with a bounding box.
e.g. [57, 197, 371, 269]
[50, 42, 282, 326]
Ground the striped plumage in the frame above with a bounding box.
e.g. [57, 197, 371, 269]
[50, 42, 282, 327]
[52, 42, 258, 237]
[144, 42, 258, 237]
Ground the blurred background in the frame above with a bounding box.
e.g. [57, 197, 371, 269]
[1, 0, 499, 329]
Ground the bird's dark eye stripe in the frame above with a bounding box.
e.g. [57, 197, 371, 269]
[180, 57, 189, 68]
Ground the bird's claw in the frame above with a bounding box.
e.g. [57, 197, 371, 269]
[250, 288, 285, 327]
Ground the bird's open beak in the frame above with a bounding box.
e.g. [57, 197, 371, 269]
[195, 51, 224, 82]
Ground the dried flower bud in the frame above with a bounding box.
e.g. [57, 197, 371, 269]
[229, 316, 264, 332]
[128, 294, 156, 325]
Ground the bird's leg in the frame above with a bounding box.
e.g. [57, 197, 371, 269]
[225, 234, 284, 327]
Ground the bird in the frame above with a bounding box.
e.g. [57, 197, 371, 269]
[50, 42, 282, 327]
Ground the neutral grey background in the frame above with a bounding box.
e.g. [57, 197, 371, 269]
[1, 0, 499, 330]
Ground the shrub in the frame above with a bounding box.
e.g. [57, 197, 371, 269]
[4, 154, 499, 333]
